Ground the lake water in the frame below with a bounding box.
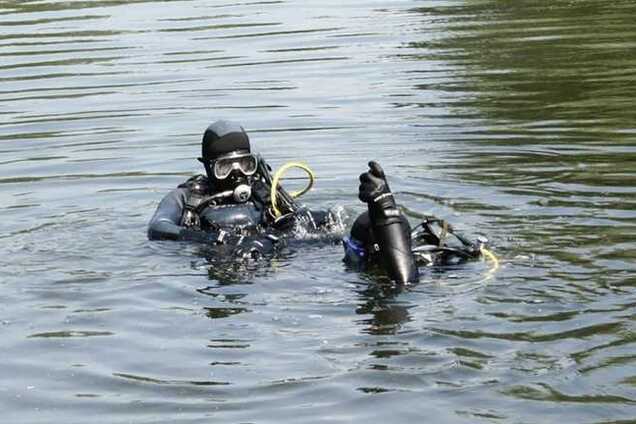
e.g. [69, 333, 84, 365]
[1, 1, 635, 423]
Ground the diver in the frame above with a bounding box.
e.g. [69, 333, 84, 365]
[147, 120, 338, 260]
[343, 161, 488, 284]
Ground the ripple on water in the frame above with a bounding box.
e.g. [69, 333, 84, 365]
[1, 1, 635, 423]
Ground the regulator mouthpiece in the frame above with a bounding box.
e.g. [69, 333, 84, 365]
[233, 184, 251, 203]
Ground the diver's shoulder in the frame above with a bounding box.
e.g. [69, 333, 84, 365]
[177, 174, 209, 190]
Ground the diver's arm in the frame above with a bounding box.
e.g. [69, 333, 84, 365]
[148, 188, 187, 240]
[147, 188, 214, 242]
[359, 162, 419, 284]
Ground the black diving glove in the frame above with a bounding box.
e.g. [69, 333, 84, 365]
[358, 161, 400, 225]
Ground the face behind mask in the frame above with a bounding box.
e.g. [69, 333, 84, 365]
[206, 153, 258, 203]
[213, 153, 258, 179]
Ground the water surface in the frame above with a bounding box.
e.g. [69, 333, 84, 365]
[1, 1, 635, 423]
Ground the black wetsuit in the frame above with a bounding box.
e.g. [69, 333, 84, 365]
[148, 174, 335, 258]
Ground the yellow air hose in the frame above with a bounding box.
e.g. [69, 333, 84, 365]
[477, 246, 500, 284]
[270, 162, 315, 218]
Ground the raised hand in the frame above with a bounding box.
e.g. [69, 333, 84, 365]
[356, 161, 418, 284]
[358, 161, 392, 204]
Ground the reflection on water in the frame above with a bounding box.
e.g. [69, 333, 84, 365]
[355, 283, 413, 335]
[1, 0, 635, 423]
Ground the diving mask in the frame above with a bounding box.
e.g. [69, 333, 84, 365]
[212, 152, 258, 180]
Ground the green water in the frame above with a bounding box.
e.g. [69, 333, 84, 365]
[1, 1, 635, 423]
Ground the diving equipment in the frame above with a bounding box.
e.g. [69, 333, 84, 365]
[180, 177, 207, 228]
[255, 155, 304, 219]
[410, 217, 484, 265]
[211, 152, 258, 179]
[233, 184, 252, 203]
[199, 203, 262, 231]
[270, 161, 315, 218]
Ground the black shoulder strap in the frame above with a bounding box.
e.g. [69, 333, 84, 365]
[178, 174, 208, 189]
[179, 175, 211, 228]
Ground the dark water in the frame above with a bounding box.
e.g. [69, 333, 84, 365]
[1, 1, 635, 422]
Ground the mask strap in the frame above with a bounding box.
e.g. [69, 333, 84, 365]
[203, 161, 214, 181]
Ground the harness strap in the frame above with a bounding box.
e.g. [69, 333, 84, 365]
[415, 216, 476, 251]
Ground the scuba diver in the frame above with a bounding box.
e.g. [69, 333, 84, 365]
[343, 161, 489, 284]
[148, 120, 338, 260]
[148, 120, 491, 284]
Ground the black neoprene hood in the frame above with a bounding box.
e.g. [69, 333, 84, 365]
[201, 120, 251, 161]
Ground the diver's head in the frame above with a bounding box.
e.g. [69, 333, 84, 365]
[198, 120, 258, 196]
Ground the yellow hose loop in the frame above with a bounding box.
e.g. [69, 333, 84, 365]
[270, 162, 315, 218]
